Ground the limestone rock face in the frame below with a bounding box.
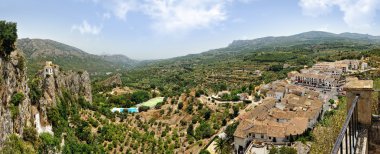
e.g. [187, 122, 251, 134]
[36, 65, 92, 125]
[0, 51, 32, 144]
[99, 73, 122, 87]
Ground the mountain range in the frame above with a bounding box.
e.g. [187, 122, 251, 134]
[16, 38, 138, 76]
[16, 31, 380, 76]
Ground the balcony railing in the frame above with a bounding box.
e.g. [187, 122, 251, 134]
[331, 96, 359, 154]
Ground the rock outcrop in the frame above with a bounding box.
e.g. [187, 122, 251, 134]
[34, 61, 92, 126]
[99, 73, 122, 87]
[0, 51, 32, 144]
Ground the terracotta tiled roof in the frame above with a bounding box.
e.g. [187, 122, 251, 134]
[234, 119, 254, 138]
[267, 125, 286, 138]
[234, 81, 324, 140]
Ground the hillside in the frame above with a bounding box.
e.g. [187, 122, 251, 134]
[16, 38, 138, 76]
[120, 31, 380, 96]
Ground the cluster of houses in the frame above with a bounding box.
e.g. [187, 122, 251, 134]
[233, 81, 323, 153]
[231, 59, 370, 153]
[287, 60, 368, 89]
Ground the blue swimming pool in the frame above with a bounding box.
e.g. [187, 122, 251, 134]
[127, 108, 139, 113]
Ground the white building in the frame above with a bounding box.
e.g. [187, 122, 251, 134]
[35, 113, 54, 135]
[44, 61, 54, 77]
[361, 62, 368, 70]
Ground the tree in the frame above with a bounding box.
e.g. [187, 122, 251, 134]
[187, 123, 194, 136]
[131, 91, 150, 104]
[1, 134, 35, 154]
[222, 119, 227, 126]
[232, 106, 239, 117]
[38, 133, 59, 153]
[225, 122, 239, 141]
[254, 92, 261, 101]
[0, 21, 18, 57]
[195, 122, 214, 139]
[199, 149, 211, 154]
[138, 106, 150, 112]
[269, 146, 278, 154]
[177, 102, 183, 110]
[220, 84, 227, 91]
[204, 109, 211, 120]
[195, 89, 205, 97]
[269, 64, 283, 72]
[215, 138, 227, 154]
[186, 104, 193, 114]
[150, 84, 156, 89]
[221, 93, 231, 101]
[231, 95, 240, 101]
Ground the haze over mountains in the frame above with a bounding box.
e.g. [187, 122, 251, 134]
[16, 31, 380, 75]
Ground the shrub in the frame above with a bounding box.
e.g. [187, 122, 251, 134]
[11, 92, 25, 106]
[329, 99, 335, 104]
[138, 106, 150, 112]
[155, 102, 163, 109]
[1, 134, 35, 154]
[23, 127, 37, 143]
[17, 54, 25, 71]
[29, 78, 42, 105]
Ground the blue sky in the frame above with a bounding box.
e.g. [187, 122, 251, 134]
[1, 0, 380, 59]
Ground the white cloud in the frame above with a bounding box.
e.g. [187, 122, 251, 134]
[93, 0, 253, 33]
[299, 0, 380, 29]
[111, 0, 138, 20]
[143, 0, 228, 33]
[71, 20, 103, 35]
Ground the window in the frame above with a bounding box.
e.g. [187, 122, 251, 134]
[261, 134, 264, 138]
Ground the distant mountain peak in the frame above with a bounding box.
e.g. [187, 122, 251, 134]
[228, 31, 380, 50]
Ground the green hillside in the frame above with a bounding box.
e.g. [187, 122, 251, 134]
[118, 31, 380, 96]
[16, 38, 139, 76]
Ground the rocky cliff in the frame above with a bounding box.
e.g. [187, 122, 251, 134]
[34, 62, 92, 126]
[99, 73, 122, 87]
[0, 50, 32, 144]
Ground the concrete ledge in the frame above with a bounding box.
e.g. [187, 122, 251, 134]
[343, 80, 373, 91]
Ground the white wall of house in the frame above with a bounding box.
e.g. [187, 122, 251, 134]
[35, 113, 53, 135]
[44, 67, 53, 77]
[275, 92, 284, 101]
[234, 137, 249, 154]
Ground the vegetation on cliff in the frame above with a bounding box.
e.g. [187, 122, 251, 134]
[0, 21, 17, 57]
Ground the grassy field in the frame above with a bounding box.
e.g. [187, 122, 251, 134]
[138, 97, 164, 107]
